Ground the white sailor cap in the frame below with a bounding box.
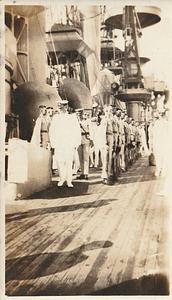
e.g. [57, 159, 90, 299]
[92, 102, 98, 108]
[60, 99, 68, 105]
[75, 108, 83, 112]
[127, 117, 133, 121]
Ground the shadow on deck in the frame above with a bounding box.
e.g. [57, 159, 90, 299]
[6, 198, 117, 222]
[6, 273, 169, 296]
[6, 240, 113, 281]
[20, 162, 156, 201]
[90, 273, 169, 295]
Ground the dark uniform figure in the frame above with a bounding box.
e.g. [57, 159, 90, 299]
[31, 105, 50, 149]
[78, 110, 93, 180]
[46, 106, 54, 150]
[118, 110, 126, 172]
[39, 106, 50, 149]
[101, 106, 115, 184]
[111, 106, 120, 181]
[130, 120, 136, 163]
[123, 115, 130, 170]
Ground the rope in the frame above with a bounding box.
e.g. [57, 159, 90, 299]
[49, 29, 59, 66]
[36, 6, 68, 98]
[82, 12, 102, 21]
[49, 6, 69, 100]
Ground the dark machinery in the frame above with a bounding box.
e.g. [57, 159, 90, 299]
[13, 82, 61, 141]
[59, 78, 93, 110]
[13, 78, 93, 142]
[105, 5, 161, 121]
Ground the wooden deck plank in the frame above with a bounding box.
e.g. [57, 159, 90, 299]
[22, 188, 116, 295]
[6, 192, 102, 256]
[131, 178, 161, 279]
[6, 189, 112, 294]
[20, 162, 154, 295]
[5, 157, 170, 296]
[26, 172, 139, 295]
[5, 177, 104, 242]
[24, 193, 118, 295]
[112, 182, 156, 285]
[92, 182, 151, 293]
[143, 194, 169, 276]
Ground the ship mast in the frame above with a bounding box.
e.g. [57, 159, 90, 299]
[122, 6, 142, 90]
[105, 5, 161, 121]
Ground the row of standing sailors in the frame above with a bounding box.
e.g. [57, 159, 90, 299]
[31, 103, 148, 187]
[89, 106, 147, 184]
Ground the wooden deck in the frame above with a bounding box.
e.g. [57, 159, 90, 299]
[5, 157, 170, 296]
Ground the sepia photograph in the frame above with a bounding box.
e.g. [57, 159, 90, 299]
[0, 0, 172, 298]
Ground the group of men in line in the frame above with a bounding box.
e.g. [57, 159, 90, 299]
[31, 99, 162, 188]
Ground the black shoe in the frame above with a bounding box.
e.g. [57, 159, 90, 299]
[107, 179, 115, 185]
[77, 174, 85, 180]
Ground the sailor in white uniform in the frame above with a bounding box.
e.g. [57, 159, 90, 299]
[152, 111, 168, 177]
[139, 122, 149, 156]
[92, 116, 107, 168]
[49, 100, 81, 187]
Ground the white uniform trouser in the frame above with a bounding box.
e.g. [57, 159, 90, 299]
[93, 124, 106, 168]
[94, 145, 100, 167]
[101, 135, 114, 179]
[78, 143, 90, 175]
[55, 147, 74, 184]
[89, 145, 94, 166]
[120, 143, 125, 169]
[101, 145, 109, 178]
[73, 148, 80, 173]
[154, 146, 165, 175]
[94, 143, 105, 167]
[153, 120, 167, 176]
